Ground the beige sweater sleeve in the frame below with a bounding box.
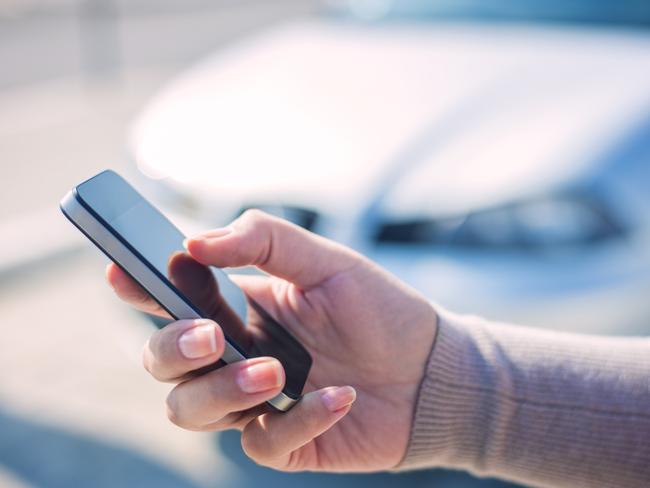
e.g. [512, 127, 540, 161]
[398, 307, 650, 487]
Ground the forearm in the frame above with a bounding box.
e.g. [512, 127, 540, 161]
[398, 307, 650, 487]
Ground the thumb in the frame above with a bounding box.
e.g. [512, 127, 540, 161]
[185, 209, 359, 290]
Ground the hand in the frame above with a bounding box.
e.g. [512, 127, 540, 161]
[106, 209, 437, 472]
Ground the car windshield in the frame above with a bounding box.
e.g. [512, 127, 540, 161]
[346, 0, 650, 26]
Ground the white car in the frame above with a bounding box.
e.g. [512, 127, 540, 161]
[129, 18, 650, 336]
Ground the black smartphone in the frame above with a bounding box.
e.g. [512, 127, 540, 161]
[60, 169, 312, 411]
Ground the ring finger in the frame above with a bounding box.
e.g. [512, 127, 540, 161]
[166, 356, 285, 431]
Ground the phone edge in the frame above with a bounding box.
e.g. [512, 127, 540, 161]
[60, 189, 298, 412]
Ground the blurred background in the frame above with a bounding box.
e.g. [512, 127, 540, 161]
[1, 0, 650, 486]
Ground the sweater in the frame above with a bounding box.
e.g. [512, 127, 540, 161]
[398, 307, 650, 487]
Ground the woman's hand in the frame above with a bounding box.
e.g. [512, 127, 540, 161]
[106, 209, 437, 472]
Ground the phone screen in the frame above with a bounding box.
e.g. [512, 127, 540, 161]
[76, 171, 311, 399]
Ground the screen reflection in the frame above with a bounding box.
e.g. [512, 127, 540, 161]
[79, 171, 311, 401]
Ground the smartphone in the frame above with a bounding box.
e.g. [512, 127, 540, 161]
[60, 169, 312, 411]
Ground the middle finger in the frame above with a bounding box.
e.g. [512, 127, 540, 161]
[166, 357, 285, 431]
[144, 319, 225, 382]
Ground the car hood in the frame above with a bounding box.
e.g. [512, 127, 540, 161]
[130, 20, 650, 219]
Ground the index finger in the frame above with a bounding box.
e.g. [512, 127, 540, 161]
[186, 209, 360, 290]
[106, 263, 171, 318]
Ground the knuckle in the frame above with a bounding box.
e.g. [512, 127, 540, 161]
[144, 328, 181, 381]
[165, 388, 199, 430]
[142, 339, 165, 381]
[239, 209, 274, 237]
[201, 370, 239, 414]
[149, 364, 168, 382]
[281, 450, 305, 472]
[165, 390, 183, 426]
[241, 430, 271, 465]
[240, 208, 268, 225]
[236, 209, 274, 266]
[127, 288, 150, 306]
[241, 418, 283, 466]
[141, 341, 151, 373]
[294, 405, 320, 434]
[145, 330, 162, 358]
[113, 280, 150, 307]
[203, 377, 224, 407]
[143, 347, 168, 382]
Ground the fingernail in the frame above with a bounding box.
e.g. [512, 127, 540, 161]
[236, 359, 283, 394]
[321, 386, 356, 412]
[178, 321, 219, 359]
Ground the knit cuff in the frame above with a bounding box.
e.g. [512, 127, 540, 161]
[396, 307, 490, 472]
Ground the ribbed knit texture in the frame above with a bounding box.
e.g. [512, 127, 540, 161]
[397, 308, 650, 487]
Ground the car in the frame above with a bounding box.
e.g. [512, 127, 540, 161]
[128, 13, 650, 336]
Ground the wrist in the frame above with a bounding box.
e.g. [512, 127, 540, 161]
[388, 299, 439, 467]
